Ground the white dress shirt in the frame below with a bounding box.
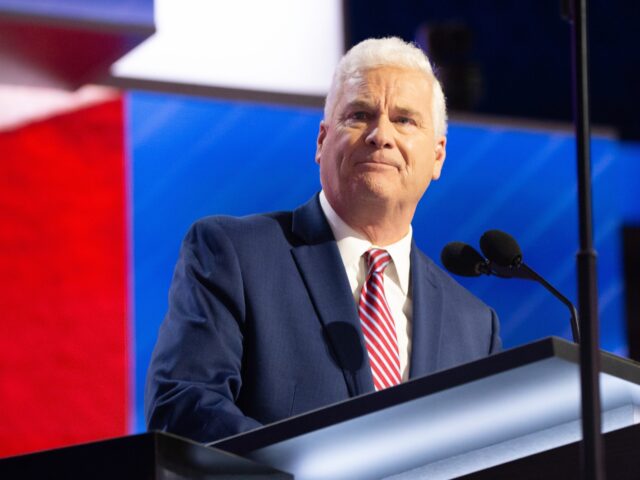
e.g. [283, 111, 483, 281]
[319, 191, 413, 381]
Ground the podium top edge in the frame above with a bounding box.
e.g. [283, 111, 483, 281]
[214, 336, 640, 454]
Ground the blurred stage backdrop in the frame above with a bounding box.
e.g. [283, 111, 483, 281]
[1, 0, 639, 459]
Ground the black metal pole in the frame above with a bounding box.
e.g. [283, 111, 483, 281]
[565, 0, 605, 478]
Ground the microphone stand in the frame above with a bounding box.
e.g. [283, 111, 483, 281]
[490, 262, 580, 343]
[562, 0, 605, 478]
[519, 265, 580, 343]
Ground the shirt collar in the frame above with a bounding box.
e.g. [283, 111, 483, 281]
[319, 190, 412, 295]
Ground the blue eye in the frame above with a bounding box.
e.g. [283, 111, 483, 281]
[396, 117, 415, 125]
[350, 111, 369, 121]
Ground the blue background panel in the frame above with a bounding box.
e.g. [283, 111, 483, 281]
[128, 91, 639, 432]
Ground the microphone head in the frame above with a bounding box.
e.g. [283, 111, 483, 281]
[441, 242, 489, 277]
[480, 230, 523, 268]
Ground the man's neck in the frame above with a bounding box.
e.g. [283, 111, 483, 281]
[327, 194, 414, 247]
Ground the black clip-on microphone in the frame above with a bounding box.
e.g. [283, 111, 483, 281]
[441, 230, 580, 343]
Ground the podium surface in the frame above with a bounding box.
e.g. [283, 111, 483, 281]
[214, 337, 640, 480]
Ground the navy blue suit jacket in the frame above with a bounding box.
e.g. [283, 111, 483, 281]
[145, 195, 501, 443]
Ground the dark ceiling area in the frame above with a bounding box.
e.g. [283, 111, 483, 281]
[346, 0, 640, 140]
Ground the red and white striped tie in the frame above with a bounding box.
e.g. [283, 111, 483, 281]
[358, 248, 401, 390]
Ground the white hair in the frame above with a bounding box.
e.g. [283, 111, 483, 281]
[324, 37, 448, 138]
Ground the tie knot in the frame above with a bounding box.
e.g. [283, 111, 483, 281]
[366, 248, 391, 275]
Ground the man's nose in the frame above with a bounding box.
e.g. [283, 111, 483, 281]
[365, 116, 395, 149]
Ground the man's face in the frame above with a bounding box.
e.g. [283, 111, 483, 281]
[316, 66, 446, 216]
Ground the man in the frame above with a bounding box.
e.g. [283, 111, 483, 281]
[145, 37, 501, 444]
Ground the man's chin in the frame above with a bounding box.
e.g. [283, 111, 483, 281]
[349, 176, 398, 203]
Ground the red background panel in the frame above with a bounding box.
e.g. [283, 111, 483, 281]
[0, 98, 129, 457]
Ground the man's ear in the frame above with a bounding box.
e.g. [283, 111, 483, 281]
[432, 135, 447, 180]
[315, 121, 327, 165]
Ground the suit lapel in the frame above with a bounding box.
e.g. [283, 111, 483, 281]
[290, 196, 375, 396]
[409, 245, 444, 378]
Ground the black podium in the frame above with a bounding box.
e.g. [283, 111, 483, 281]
[0, 431, 291, 479]
[2, 337, 639, 479]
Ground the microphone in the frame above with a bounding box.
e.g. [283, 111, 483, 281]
[479, 230, 580, 343]
[440, 242, 490, 277]
[479, 229, 522, 269]
[440, 241, 517, 279]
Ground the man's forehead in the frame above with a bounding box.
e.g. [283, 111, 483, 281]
[346, 66, 429, 89]
[338, 67, 432, 110]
